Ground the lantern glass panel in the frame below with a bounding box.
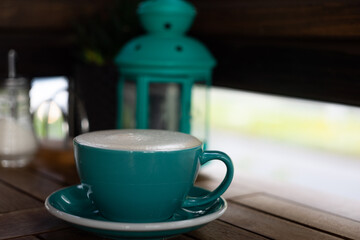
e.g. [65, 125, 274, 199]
[122, 79, 136, 128]
[149, 83, 181, 131]
[191, 81, 208, 145]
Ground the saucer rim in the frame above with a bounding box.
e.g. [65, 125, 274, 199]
[45, 185, 227, 232]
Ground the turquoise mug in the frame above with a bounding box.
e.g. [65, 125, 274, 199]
[74, 129, 234, 223]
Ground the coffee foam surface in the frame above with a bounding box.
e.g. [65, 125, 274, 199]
[74, 129, 202, 151]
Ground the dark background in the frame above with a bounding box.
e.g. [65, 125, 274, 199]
[1, 0, 360, 131]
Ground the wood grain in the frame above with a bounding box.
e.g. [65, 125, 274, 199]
[188, 220, 270, 240]
[39, 228, 197, 240]
[195, 174, 260, 199]
[227, 175, 360, 222]
[0, 0, 114, 30]
[0, 0, 359, 38]
[0, 207, 67, 240]
[39, 228, 104, 240]
[192, 0, 360, 38]
[0, 167, 64, 201]
[0, 182, 42, 213]
[172, 235, 196, 240]
[12, 236, 41, 240]
[38, 223, 268, 240]
[220, 201, 343, 240]
[233, 194, 360, 240]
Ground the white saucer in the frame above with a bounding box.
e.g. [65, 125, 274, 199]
[45, 184, 227, 239]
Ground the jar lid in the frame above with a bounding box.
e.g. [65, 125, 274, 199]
[2, 49, 28, 88]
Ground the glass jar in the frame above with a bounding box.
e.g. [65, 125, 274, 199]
[0, 51, 37, 167]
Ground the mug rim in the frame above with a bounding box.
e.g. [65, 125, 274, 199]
[73, 138, 202, 153]
[73, 129, 203, 152]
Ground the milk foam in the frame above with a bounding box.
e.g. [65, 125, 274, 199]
[74, 129, 202, 151]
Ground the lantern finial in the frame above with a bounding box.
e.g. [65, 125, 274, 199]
[138, 0, 196, 35]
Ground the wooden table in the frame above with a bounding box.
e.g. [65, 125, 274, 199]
[0, 148, 359, 240]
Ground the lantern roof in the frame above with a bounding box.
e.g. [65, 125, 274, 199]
[115, 0, 216, 74]
[115, 35, 216, 70]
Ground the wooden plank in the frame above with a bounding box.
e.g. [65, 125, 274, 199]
[0, 168, 64, 201]
[221, 201, 342, 240]
[39, 227, 196, 240]
[192, 0, 360, 38]
[38, 220, 265, 240]
[1, 0, 360, 39]
[187, 220, 269, 240]
[0, 207, 67, 240]
[0, 0, 114, 29]
[228, 174, 360, 222]
[196, 164, 261, 199]
[0, 182, 42, 213]
[172, 235, 195, 240]
[195, 179, 260, 200]
[31, 166, 67, 186]
[12, 237, 41, 240]
[233, 194, 360, 240]
[39, 228, 103, 240]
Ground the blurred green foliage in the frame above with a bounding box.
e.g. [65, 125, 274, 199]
[196, 87, 360, 157]
[75, 0, 142, 66]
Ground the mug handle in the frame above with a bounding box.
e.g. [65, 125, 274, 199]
[182, 150, 234, 208]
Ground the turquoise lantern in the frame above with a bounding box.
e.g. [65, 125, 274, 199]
[115, 0, 216, 146]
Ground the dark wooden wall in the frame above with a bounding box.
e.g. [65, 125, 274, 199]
[1, 0, 360, 130]
[0, 0, 115, 77]
[190, 0, 360, 106]
[193, 0, 360, 38]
